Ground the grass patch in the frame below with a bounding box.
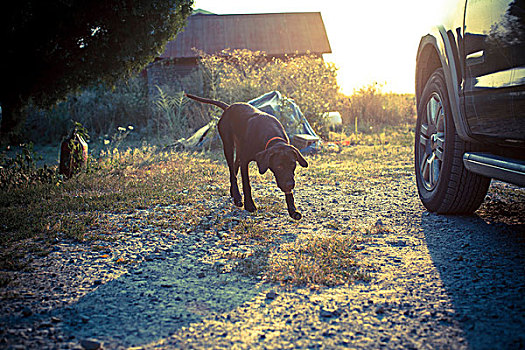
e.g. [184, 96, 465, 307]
[304, 135, 413, 186]
[265, 232, 370, 286]
[220, 215, 377, 287]
[0, 144, 226, 270]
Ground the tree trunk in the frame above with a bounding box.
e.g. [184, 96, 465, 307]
[0, 99, 24, 144]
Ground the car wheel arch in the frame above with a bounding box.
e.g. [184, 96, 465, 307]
[416, 29, 476, 143]
[416, 38, 442, 103]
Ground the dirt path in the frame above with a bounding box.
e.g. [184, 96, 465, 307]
[1, 147, 524, 349]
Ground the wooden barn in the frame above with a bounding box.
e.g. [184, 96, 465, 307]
[145, 10, 332, 91]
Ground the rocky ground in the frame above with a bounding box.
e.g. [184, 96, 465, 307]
[1, 147, 524, 349]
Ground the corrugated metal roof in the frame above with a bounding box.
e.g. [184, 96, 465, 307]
[160, 12, 332, 58]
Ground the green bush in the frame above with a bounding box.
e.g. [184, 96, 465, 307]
[0, 143, 58, 190]
[182, 50, 414, 137]
[23, 77, 151, 143]
[153, 87, 189, 140]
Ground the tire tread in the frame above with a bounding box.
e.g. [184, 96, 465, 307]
[437, 135, 490, 214]
[415, 68, 490, 215]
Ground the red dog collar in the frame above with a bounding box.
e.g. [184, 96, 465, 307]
[265, 136, 288, 150]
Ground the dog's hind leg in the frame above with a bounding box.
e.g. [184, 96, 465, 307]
[240, 161, 256, 212]
[220, 133, 243, 207]
[234, 148, 241, 176]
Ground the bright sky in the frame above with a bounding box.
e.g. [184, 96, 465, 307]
[192, 0, 456, 94]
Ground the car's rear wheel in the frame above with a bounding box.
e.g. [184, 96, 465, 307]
[415, 68, 490, 214]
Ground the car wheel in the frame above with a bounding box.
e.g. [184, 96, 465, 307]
[415, 68, 490, 214]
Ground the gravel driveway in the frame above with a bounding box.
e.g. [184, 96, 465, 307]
[1, 146, 524, 349]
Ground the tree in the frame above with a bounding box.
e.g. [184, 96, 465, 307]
[0, 0, 193, 142]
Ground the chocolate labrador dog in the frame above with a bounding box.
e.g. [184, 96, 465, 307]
[186, 94, 308, 220]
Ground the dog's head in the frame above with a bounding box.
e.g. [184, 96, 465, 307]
[255, 144, 308, 193]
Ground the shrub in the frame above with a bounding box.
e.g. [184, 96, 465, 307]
[182, 50, 414, 137]
[340, 82, 416, 132]
[19, 50, 416, 145]
[0, 143, 58, 190]
[23, 77, 151, 143]
[183, 49, 340, 135]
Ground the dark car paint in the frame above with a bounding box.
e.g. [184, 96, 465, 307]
[416, 0, 525, 153]
[463, 0, 525, 142]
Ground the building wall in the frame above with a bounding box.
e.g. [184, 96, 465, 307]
[145, 58, 198, 99]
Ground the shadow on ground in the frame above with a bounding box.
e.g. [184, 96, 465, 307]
[50, 246, 262, 347]
[422, 201, 525, 349]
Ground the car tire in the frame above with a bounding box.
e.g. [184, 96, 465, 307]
[415, 68, 490, 214]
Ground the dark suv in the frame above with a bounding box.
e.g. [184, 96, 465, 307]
[414, 0, 525, 214]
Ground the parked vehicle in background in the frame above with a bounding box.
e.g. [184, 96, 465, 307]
[414, 0, 525, 214]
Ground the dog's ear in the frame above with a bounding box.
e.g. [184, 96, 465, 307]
[291, 146, 308, 168]
[255, 150, 271, 174]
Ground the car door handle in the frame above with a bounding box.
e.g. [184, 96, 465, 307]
[466, 50, 485, 66]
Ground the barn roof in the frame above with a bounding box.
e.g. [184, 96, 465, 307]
[160, 11, 332, 58]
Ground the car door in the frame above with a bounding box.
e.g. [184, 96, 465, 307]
[462, 0, 525, 142]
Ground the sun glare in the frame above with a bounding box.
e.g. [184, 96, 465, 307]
[192, 0, 453, 94]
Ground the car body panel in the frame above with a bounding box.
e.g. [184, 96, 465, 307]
[463, 0, 525, 143]
[416, 26, 477, 142]
[416, 0, 525, 147]
[415, 0, 525, 188]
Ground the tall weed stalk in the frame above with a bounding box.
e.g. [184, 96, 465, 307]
[154, 86, 189, 141]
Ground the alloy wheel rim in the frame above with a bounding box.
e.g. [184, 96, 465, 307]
[418, 92, 446, 191]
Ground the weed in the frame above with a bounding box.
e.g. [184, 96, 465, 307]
[266, 232, 368, 286]
[234, 247, 270, 277]
[0, 143, 59, 189]
[231, 217, 271, 242]
[154, 87, 189, 141]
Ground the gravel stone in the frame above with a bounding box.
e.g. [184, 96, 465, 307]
[0, 154, 523, 349]
[80, 338, 102, 350]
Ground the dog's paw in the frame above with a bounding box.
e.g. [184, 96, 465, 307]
[289, 211, 302, 220]
[244, 202, 257, 212]
[233, 197, 243, 207]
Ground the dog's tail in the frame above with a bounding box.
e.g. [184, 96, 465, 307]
[185, 93, 229, 110]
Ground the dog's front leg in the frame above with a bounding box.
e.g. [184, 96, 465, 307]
[240, 162, 256, 212]
[285, 192, 302, 220]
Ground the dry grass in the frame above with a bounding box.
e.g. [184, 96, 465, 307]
[0, 145, 226, 269]
[1, 128, 411, 286]
[266, 232, 370, 286]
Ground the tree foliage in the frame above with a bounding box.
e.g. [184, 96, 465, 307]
[0, 0, 193, 141]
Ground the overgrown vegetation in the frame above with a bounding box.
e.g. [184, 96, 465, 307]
[23, 78, 151, 144]
[340, 82, 415, 132]
[16, 49, 414, 145]
[182, 49, 340, 133]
